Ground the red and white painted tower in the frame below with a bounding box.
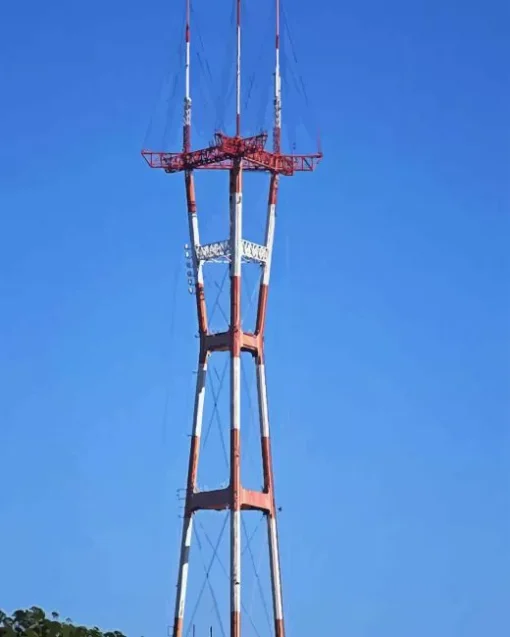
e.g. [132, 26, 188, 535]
[142, 1, 321, 636]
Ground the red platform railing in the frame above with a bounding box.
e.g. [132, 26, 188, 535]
[141, 131, 322, 176]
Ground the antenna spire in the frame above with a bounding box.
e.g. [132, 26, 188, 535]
[183, 0, 192, 152]
[274, 0, 282, 152]
[236, 0, 241, 136]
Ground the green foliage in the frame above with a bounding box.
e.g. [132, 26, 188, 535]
[0, 608, 126, 637]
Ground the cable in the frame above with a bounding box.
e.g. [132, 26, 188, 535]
[192, 3, 219, 131]
[162, 69, 183, 149]
[242, 2, 273, 134]
[212, 277, 230, 327]
[196, 518, 265, 637]
[202, 359, 229, 468]
[240, 357, 259, 481]
[281, 0, 320, 147]
[186, 516, 229, 637]
[161, 259, 183, 449]
[242, 516, 273, 634]
[144, 5, 186, 150]
[215, 1, 237, 131]
[211, 366, 230, 469]
[247, 519, 269, 629]
[241, 514, 264, 557]
[241, 265, 261, 329]
[205, 266, 229, 327]
[144, 48, 183, 150]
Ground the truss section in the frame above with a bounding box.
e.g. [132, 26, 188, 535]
[196, 239, 268, 265]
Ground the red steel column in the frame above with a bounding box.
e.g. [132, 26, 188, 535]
[256, 175, 285, 637]
[230, 161, 243, 637]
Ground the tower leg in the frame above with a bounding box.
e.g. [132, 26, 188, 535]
[256, 359, 285, 637]
[173, 358, 208, 637]
[230, 164, 243, 637]
[255, 174, 285, 637]
[185, 171, 207, 334]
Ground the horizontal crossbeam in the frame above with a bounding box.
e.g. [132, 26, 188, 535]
[189, 486, 272, 514]
[201, 330, 260, 357]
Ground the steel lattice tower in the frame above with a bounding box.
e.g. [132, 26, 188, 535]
[142, 1, 321, 636]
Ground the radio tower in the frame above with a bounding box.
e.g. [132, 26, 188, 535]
[142, 1, 321, 636]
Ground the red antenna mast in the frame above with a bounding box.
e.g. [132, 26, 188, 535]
[142, 1, 321, 636]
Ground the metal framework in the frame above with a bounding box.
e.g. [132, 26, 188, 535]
[142, 1, 321, 636]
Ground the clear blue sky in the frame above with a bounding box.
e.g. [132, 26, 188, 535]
[1, 1, 509, 636]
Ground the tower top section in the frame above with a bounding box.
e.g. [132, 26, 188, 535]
[141, 0, 322, 175]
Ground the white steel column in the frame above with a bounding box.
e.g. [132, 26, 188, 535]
[230, 162, 243, 637]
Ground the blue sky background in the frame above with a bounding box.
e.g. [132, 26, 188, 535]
[1, 0, 509, 636]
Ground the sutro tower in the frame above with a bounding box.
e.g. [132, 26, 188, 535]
[142, 1, 321, 636]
